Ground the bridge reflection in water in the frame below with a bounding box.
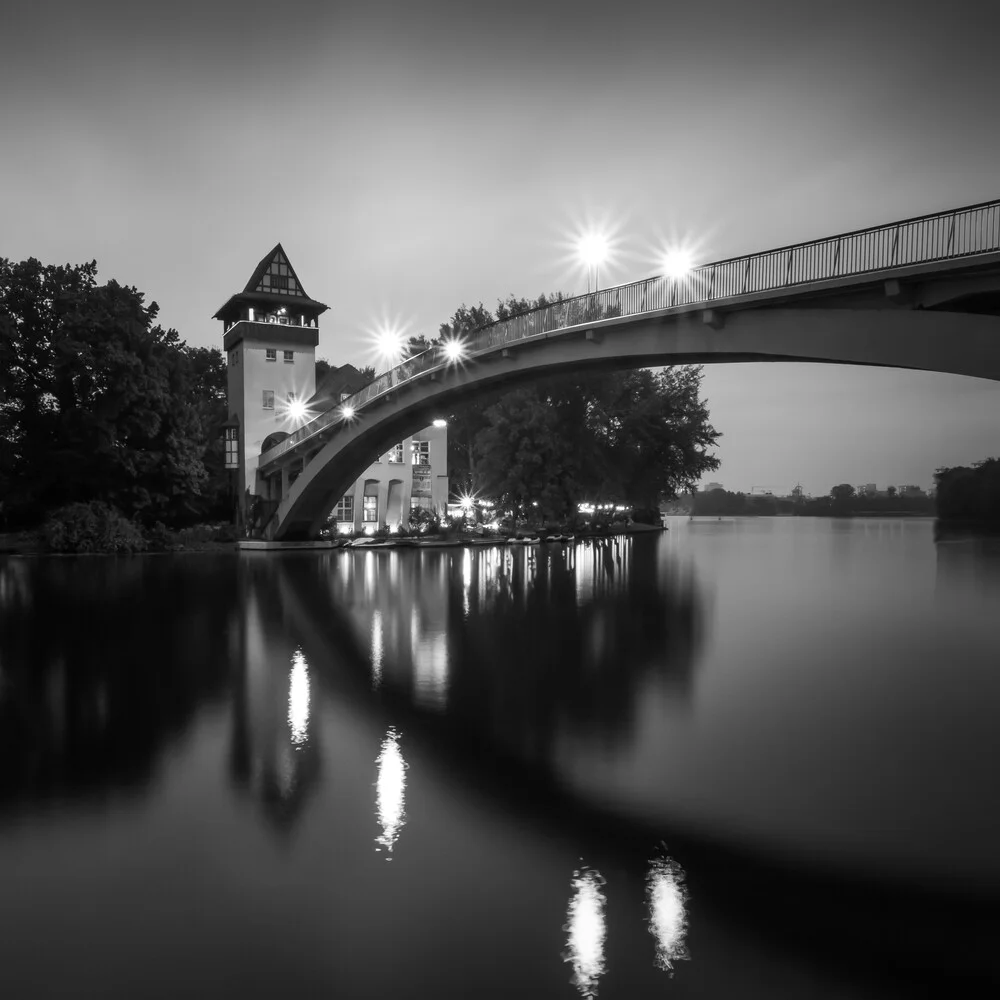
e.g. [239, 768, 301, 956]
[268, 537, 702, 770]
[5, 538, 998, 992]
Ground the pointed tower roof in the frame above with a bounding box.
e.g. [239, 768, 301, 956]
[213, 244, 329, 324]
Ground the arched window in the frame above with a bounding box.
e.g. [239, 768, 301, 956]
[362, 479, 379, 522]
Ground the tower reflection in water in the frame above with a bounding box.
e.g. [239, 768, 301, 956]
[228, 580, 321, 836]
[563, 867, 607, 997]
[374, 726, 407, 858]
[646, 853, 689, 973]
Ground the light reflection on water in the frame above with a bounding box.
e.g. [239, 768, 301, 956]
[1, 522, 999, 994]
[563, 867, 607, 996]
[646, 852, 689, 973]
[375, 726, 407, 857]
[287, 649, 310, 747]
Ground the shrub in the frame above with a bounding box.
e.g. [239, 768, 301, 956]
[211, 523, 238, 543]
[44, 501, 147, 554]
[630, 506, 663, 525]
[144, 521, 182, 552]
[373, 523, 391, 538]
[409, 506, 439, 532]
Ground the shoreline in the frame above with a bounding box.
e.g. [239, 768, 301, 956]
[0, 523, 665, 557]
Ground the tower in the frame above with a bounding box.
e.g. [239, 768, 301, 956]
[215, 245, 329, 507]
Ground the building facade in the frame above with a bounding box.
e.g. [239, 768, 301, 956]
[217, 245, 448, 533]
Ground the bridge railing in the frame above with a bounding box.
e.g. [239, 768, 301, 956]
[261, 197, 1000, 468]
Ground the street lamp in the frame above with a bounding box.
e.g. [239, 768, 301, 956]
[662, 248, 694, 280]
[577, 232, 610, 292]
[440, 338, 466, 363]
[372, 322, 407, 371]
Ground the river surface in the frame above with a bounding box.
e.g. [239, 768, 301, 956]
[1, 517, 998, 997]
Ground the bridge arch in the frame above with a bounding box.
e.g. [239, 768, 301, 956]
[264, 302, 1000, 539]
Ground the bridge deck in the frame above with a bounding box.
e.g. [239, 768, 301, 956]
[259, 197, 1000, 474]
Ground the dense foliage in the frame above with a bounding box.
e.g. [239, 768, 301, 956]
[421, 296, 722, 523]
[2, 259, 723, 539]
[43, 500, 148, 553]
[0, 257, 230, 530]
[935, 458, 1000, 521]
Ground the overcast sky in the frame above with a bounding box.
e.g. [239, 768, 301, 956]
[3, 0, 998, 495]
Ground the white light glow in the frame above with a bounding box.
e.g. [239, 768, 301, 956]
[371, 609, 383, 687]
[340, 404, 355, 420]
[375, 727, 407, 856]
[369, 319, 410, 369]
[662, 248, 695, 279]
[286, 398, 308, 421]
[646, 856, 690, 974]
[441, 338, 466, 362]
[287, 649, 310, 746]
[432, 419, 447, 428]
[563, 868, 607, 996]
[577, 232, 610, 267]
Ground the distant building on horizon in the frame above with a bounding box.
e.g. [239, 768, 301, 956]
[702, 482, 725, 493]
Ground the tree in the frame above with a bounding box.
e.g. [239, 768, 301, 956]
[180, 345, 230, 522]
[472, 386, 584, 523]
[403, 335, 437, 358]
[439, 289, 721, 519]
[829, 482, 855, 517]
[934, 458, 1000, 521]
[579, 368, 720, 507]
[0, 257, 213, 527]
[886, 485, 897, 498]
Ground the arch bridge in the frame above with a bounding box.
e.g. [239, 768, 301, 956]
[256, 198, 1000, 540]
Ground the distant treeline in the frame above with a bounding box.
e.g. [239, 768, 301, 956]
[691, 490, 935, 517]
[692, 459, 999, 521]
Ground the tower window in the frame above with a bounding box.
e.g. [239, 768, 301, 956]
[262, 390, 274, 409]
[386, 443, 403, 463]
[265, 349, 277, 362]
[283, 350, 294, 363]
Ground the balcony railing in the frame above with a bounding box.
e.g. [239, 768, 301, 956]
[261, 197, 1000, 468]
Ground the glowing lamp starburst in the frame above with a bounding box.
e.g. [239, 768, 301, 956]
[577, 232, 610, 267]
[340, 404, 355, 420]
[372, 322, 408, 365]
[441, 338, 466, 363]
[286, 398, 308, 421]
[663, 248, 695, 279]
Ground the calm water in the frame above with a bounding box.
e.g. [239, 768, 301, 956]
[1, 518, 998, 997]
